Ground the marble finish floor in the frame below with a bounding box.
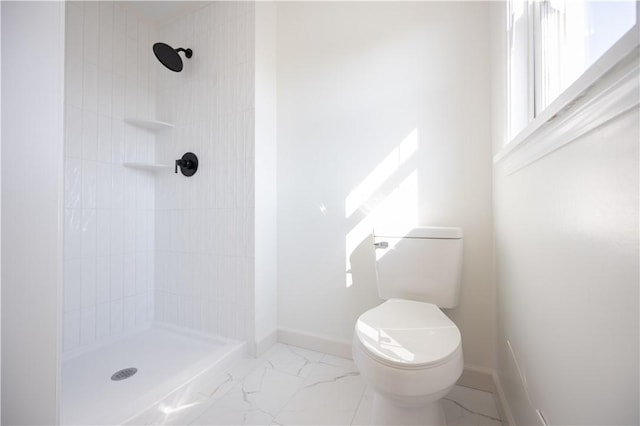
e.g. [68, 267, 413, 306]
[128, 343, 503, 425]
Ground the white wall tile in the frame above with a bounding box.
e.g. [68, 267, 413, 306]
[82, 110, 98, 161]
[65, 105, 83, 159]
[66, 59, 84, 109]
[64, 209, 82, 261]
[111, 72, 125, 119]
[110, 299, 123, 335]
[82, 62, 99, 113]
[96, 162, 112, 209]
[113, 3, 126, 35]
[123, 210, 136, 253]
[146, 253, 154, 294]
[98, 14, 114, 74]
[124, 76, 137, 118]
[123, 254, 136, 298]
[80, 306, 96, 344]
[123, 296, 136, 329]
[65, 158, 83, 209]
[66, 3, 84, 62]
[99, 2, 113, 32]
[82, 1, 99, 65]
[96, 302, 111, 340]
[81, 209, 97, 258]
[110, 209, 124, 255]
[123, 123, 138, 162]
[63, 310, 81, 352]
[135, 294, 147, 326]
[63, 259, 82, 312]
[146, 295, 155, 322]
[110, 255, 124, 302]
[125, 11, 137, 40]
[111, 119, 124, 163]
[96, 256, 111, 304]
[97, 69, 113, 117]
[135, 253, 147, 295]
[96, 210, 111, 257]
[81, 257, 96, 308]
[81, 160, 97, 209]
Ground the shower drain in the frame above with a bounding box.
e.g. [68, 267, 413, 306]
[111, 367, 138, 381]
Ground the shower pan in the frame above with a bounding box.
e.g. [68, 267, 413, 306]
[60, 1, 257, 423]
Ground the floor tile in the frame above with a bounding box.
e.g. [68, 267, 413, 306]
[130, 342, 503, 426]
[273, 355, 366, 425]
[442, 386, 503, 426]
[350, 386, 373, 425]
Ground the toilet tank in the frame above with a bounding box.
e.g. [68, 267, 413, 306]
[373, 226, 463, 308]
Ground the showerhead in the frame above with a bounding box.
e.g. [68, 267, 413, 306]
[153, 42, 193, 72]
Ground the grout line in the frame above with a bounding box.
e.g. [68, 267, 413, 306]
[349, 385, 369, 425]
[303, 371, 360, 389]
[443, 397, 503, 423]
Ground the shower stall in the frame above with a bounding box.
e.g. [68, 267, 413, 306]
[59, 1, 276, 423]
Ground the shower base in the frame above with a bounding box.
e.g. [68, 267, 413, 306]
[60, 324, 245, 425]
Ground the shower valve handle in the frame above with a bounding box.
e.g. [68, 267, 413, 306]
[175, 152, 198, 177]
[175, 159, 193, 172]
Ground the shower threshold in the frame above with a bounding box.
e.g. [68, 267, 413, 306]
[60, 324, 245, 425]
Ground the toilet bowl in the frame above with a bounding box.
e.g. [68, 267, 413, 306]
[353, 299, 463, 425]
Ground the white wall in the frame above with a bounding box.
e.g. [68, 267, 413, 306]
[62, 2, 157, 356]
[254, 1, 278, 355]
[276, 2, 495, 368]
[1, 1, 65, 423]
[0, 2, 3, 421]
[154, 2, 255, 341]
[491, 4, 640, 425]
[494, 110, 639, 425]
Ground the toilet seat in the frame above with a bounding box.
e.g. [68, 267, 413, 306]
[355, 299, 461, 369]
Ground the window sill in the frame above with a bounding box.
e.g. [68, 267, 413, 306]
[494, 33, 639, 174]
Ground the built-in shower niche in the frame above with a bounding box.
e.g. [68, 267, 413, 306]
[122, 118, 173, 171]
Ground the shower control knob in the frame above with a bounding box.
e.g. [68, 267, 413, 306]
[175, 152, 198, 177]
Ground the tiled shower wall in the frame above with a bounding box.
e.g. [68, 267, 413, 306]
[63, 2, 158, 354]
[154, 2, 255, 341]
[63, 1, 256, 351]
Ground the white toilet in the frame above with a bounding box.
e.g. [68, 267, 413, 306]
[352, 226, 464, 425]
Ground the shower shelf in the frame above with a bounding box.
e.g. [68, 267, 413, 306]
[124, 118, 174, 132]
[122, 162, 170, 172]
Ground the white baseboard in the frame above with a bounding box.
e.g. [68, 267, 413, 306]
[492, 370, 517, 426]
[457, 364, 496, 393]
[254, 331, 278, 357]
[277, 327, 352, 359]
[457, 365, 515, 426]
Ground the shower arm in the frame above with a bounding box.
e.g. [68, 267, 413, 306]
[175, 48, 193, 58]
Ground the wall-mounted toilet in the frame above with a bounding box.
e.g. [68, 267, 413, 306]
[352, 226, 464, 425]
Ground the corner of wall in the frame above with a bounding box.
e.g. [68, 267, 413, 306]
[254, 0, 278, 350]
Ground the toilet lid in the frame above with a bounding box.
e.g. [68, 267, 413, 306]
[355, 299, 461, 368]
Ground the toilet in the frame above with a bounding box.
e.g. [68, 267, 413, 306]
[352, 226, 464, 425]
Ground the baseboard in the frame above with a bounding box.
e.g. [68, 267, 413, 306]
[492, 370, 517, 426]
[277, 327, 352, 359]
[457, 364, 496, 393]
[254, 330, 278, 357]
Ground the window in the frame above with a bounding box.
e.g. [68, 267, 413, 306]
[506, 0, 639, 144]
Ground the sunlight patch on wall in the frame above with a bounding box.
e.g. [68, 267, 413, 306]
[345, 129, 418, 219]
[344, 129, 419, 288]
